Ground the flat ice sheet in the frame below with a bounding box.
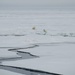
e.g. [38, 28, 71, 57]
[2, 44, 75, 75]
[0, 69, 23, 75]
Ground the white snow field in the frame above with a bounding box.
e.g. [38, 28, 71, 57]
[0, 10, 75, 75]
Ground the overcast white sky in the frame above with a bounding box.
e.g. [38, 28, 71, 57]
[0, 0, 75, 9]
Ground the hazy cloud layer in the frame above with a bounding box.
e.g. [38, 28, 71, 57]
[0, 0, 75, 6]
[0, 0, 75, 9]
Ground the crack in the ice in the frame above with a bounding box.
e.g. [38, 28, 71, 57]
[0, 44, 39, 62]
[17, 51, 39, 57]
[0, 65, 61, 75]
[0, 34, 26, 37]
[8, 45, 39, 51]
